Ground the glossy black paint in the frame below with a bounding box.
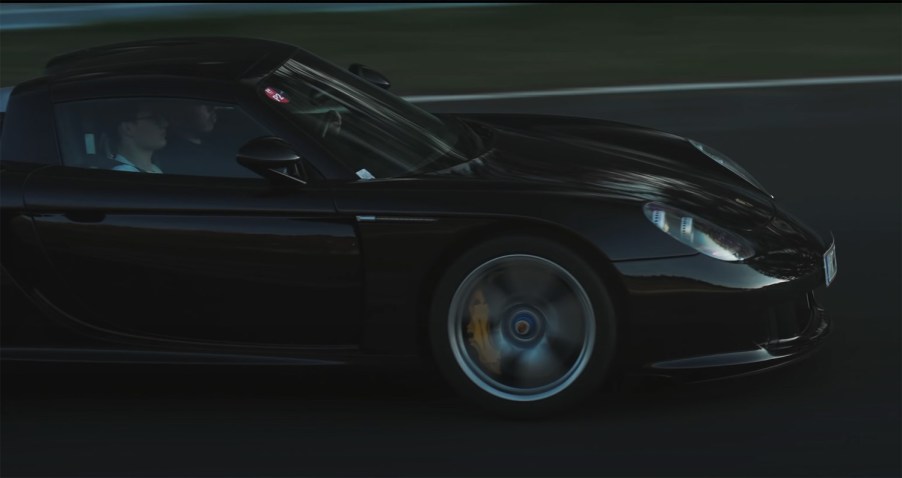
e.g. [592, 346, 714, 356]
[24, 166, 360, 346]
[0, 37, 833, 382]
[44, 37, 295, 80]
[236, 136, 307, 185]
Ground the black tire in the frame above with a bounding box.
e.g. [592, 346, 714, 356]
[428, 235, 617, 417]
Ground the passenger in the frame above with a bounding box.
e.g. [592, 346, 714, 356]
[101, 101, 168, 173]
[155, 102, 219, 173]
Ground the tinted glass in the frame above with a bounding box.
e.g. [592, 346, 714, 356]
[259, 53, 474, 179]
[55, 98, 273, 178]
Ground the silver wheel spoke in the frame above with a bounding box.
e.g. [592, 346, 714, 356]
[547, 286, 580, 316]
[544, 332, 581, 361]
[495, 263, 558, 298]
[545, 300, 585, 348]
[516, 339, 568, 386]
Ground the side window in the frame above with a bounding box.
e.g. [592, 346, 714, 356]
[54, 98, 275, 178]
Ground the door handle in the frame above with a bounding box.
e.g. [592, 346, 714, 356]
[64, 211, 106, 223]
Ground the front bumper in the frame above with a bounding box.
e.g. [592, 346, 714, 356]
[612, 245, 833, 382]
[641, 291, 830, 382]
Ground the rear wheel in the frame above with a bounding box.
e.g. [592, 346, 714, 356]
[429, 235, 617, 417]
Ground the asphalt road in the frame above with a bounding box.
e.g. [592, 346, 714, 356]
[2, 82, 900, 477]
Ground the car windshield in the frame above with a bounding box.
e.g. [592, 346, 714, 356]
[258, 52, 475, 179]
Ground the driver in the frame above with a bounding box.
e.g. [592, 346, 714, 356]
[155, 102, 220, 174]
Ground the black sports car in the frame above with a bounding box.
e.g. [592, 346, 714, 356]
[0, 37, 836, 416]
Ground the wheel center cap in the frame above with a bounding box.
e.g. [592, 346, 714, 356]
[511, 312, 539, 339]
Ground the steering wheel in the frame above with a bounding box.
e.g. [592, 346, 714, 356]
[321, 109, 342, 138]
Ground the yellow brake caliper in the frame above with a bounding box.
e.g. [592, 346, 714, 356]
[467, 288, 501, 375]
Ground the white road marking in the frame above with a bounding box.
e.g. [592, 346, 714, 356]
[404, 74, 902, 103]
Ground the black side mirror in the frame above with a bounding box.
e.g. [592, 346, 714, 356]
[349, 63, 391, 90]
[236, 136, 307, 186]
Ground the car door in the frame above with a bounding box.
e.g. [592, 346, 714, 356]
[24, 96, 363, 348]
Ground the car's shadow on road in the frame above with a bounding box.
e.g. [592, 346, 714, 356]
[2, 347, 830, 423]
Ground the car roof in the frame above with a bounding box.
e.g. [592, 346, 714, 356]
[43, 37, 299, 82]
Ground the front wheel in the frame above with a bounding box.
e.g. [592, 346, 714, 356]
[429, 235, 617, 417]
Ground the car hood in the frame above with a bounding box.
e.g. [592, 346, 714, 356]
[431, 114, 776, 230]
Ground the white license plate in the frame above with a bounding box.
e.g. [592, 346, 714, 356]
[824, 241, 838, 287]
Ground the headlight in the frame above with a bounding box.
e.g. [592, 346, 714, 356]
[689, 139, 773, 198]
[643, 202, 755, 261]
